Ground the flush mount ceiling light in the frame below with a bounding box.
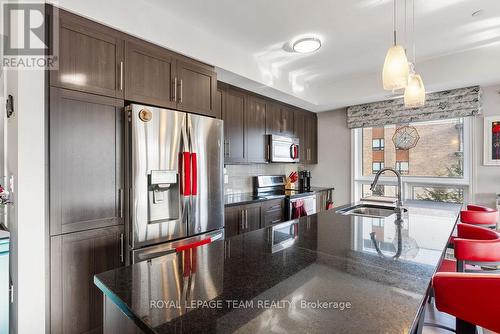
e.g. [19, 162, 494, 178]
[292, 37, 322, 53]
[382, 0, 409, 91]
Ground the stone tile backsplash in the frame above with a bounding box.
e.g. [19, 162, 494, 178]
[224, 164, 305, 195]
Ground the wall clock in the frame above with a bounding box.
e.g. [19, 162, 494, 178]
[392, 125, 420, 150]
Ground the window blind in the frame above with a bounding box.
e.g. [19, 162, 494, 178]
[346, 86, 481, 129]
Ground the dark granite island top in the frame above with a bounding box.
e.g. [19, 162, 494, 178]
[94, 201, 461, 334]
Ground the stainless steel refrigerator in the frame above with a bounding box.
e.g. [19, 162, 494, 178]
[125, 104, 224, 263]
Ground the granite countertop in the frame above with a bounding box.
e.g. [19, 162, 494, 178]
[224, 186, 335, 207]
[95, 200, 460, 334]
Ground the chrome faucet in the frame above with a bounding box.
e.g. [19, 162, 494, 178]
[370, 167, 403, 214]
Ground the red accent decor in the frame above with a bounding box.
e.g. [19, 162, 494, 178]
[175, 237, 211, 253]
[183, 152, 191, 196]
[460, 204, 498, 226]
[292, 200, 307, 219]
[191, 153, 197, 195]
[433, 273, 500, 333]
[437, 224, 500, 272]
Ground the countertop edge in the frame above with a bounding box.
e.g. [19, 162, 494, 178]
[94, 275, 157, 334]
[224, 187, 335, 207]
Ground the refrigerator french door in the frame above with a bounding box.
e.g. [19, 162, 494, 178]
[126, 104, 224, 262]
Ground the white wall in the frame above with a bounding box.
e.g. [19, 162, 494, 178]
[311, 109, 351, 205]
[473, 85, 500, 208]
[3, 2, 47, 333]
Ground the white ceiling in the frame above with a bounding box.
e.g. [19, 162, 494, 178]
[57, 0, 500, 111]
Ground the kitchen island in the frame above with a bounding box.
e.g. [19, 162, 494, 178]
[94, 201, 461, 334]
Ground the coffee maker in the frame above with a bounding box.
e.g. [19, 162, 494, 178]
[298, 170, 312, 191]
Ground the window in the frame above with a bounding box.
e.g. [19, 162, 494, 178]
[412, 186, 464, 203]
[362, 184, 397, 198]
[395, 161, 409, 174]
[372, 138, 384, 151]
[354, 118, 471, 204]
[372, 162, 384, 174]
[361, 119, 464, 178]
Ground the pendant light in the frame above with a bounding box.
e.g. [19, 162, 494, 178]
[382, 0, 409, 91]
[404, 0, 426, 107]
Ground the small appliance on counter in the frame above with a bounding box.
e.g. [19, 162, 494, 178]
[298, 170, 312, 191]
[253, 175, 317, 220]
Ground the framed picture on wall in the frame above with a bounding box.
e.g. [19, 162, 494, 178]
[484, 116, 500, 166]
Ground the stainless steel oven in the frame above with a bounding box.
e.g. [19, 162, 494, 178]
[269, 135, 299, 163]
[287, 195, 317, 220]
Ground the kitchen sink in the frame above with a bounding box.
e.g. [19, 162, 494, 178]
[336, 204, 407, 218]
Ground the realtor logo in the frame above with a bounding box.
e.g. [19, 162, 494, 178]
[1, 2, 58, 69]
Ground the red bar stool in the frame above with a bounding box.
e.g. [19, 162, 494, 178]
[433, 273, 500, 334]
[460, 204, 498, 229]
[437, 223, 500, 273]
[426, 224, 500, 333]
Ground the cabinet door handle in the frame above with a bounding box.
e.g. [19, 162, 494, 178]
[119, 61, 124, 91]
[266, 144, 270, 161]
[118, 188, 124, 218]
[245, 210, 248, 229]
[173, 77, 178, 102]
[179, 79, 183, 103]
[120, 233, 124, 263]
[227, 139, 231, 157]
[240, 210, 244, 230]
[271, 219, 281, 224]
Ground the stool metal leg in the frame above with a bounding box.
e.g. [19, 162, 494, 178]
[456, 318, 476, 334]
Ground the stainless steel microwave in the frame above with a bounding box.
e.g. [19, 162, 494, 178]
[269, 135, 299, 163]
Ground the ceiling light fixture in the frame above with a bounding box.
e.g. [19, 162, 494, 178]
[292, 37, 322, 53]
[382, 0, 409, 91]
[404, 0, 426, 108]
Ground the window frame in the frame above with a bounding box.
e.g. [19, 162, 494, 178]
[351, 117, 472, 203]
[372, 138, 385, 151]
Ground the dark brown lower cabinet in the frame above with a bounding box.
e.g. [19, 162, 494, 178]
[50, 225, 124, 334]
[261, 199, 285, 227]
[224, 203, 262, 237]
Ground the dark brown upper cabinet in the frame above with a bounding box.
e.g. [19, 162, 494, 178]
[214, 87, 223, 120]
[50, 87, 124, 235]
[125, 39, 218, 118]
[223, 87, 246, 163]
[266, 103, 294, 136]
[176, 60, 217, 117]
[124, 39, 177, 109]
[294, 109, 317, 164]
[266, 102, 282, 135]
[305, 112, 318, 164]
[293, 109, 307, 163]
[246, 96, 268, 163]
[280, 106, 295, 136]
[50, 225, 124, 334]
[50, 9, 124, 99]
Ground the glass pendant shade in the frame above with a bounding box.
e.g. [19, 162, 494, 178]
[404, 73, 425, 108]
[382, 45, 409, 90]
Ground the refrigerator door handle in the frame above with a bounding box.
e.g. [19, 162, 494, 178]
[182, 152, 191, 196]
[191, 153, 197, 195]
